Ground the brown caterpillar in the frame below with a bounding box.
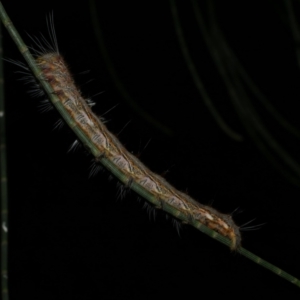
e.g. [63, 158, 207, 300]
[34, 50, 241, 250]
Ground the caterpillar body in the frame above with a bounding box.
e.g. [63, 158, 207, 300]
[34, 50, 241, 250]
[8, 14, 240, 250]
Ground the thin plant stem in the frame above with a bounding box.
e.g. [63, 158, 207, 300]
[0, 16, 9, 300]
[0, 1, 300, 289]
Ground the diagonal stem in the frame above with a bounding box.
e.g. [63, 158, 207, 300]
[1, 0, 300, 289]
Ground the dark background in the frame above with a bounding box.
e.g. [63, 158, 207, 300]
[2, 0, 300, 298]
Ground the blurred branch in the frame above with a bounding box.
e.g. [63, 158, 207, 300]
[0, 15, 9, 300]
[170, 0, 243, 141]
[89, 0, 173, 136]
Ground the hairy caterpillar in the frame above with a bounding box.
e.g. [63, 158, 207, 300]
[22, 18, 242, 251]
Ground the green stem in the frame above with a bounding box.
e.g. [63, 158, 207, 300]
[1, 0, 300, 289]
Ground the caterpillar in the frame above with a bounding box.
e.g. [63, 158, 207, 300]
[21, 18, 241, 251]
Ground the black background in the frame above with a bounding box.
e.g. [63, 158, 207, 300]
[2, 0, 300, 298]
